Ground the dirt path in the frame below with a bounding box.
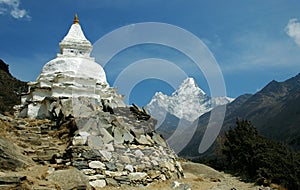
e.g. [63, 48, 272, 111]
[99, 161, 268, 190]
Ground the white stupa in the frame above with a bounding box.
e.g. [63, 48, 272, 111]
[18, 15, 125, 118]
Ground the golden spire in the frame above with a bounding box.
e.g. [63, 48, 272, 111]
[74, 14, 79, 24]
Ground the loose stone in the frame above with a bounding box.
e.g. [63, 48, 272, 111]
[128, 172, 148, 181]
[88, 161, 105, 170]
[89, 179, 106, 188]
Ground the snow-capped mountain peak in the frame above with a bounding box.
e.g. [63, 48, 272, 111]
[172, 77, 206, 97]
[147, 77, 234, 122]
[178, 77, 198, 89]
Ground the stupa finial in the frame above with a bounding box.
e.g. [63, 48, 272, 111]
[74, 14, 79, 24]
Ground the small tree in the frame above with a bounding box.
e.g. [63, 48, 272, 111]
[223, 119, 260, 178]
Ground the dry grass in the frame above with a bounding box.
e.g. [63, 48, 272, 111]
[0, 119, 11, 138]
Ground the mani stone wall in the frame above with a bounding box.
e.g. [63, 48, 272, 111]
[40, 97, 184, 188]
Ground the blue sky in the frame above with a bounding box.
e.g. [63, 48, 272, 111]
[1, 0, 300, 106]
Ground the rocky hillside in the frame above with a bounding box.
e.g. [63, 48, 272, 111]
[223, 74, 300, 149]
[0, 59, 27, 114]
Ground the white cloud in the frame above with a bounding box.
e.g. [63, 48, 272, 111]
[0, 6, 6, 14]
[0, 0, 30, 19]
[285, 18, 300, 47]
[202, 35, 222, 52]
[221, 31, 300, 73]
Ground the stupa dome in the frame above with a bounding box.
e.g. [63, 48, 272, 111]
[37, 14, 107, 88]
[17, 15, 126, 119]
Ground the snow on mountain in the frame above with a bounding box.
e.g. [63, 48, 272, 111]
[211, 96, 235, 107]
[147, 77, 234, 122]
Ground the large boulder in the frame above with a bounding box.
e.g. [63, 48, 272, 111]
[47, 168, 91, 190]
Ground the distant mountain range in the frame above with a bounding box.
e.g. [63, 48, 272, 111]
[0, 59, 27, 113]
[146, 78, 233, 153]
[147, 78, 233, 123]
[180, 73, 300, 158]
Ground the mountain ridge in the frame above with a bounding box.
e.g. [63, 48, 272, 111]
[147, 77, 233, 123]
[180, 72, 300, 159]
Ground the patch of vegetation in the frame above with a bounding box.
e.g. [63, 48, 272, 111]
[222, 119, 300, 189]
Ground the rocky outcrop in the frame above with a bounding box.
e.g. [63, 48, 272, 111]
[0, 59, 10, 76]
[0, 59, 27, 114]
[130, 103, 151, 121]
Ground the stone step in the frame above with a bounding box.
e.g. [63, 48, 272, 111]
[0, 184, 19, 189]
[30, 187, 57, 190]
[0, 176, 26, 184]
